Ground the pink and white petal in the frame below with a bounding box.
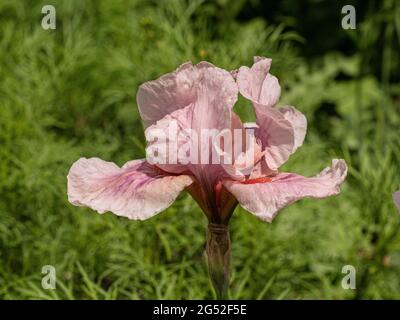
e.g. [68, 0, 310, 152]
[237, 57, 294, 169]
[248, 159, 277, 180]
[256, 107, 295, 170]
[279, 106, 307, 152]
[67, 158, 193, 220]
[188, 63, 238, 185]
[237, 56, 280, 108]
[228, 134, 263, 178]
[393, 191, 400, 212]
[237, 57, 272, 102]
[144, 105, 194, 174]
[137, 61, 237, 127]
[140, 61, 238, 190]
[137, 62, 197, 125]
[191, 63, 237, 132]
[221, 115, 262, 179]
[257, 74, 281, 109]
[144, 62, 238, 181]
[224, 159, 348, 222]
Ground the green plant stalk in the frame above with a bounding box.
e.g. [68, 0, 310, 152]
[206, 223, 231, 299]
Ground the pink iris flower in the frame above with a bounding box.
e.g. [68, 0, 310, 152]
[67, 57, 348, 298]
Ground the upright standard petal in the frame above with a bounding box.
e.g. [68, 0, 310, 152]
[393, 191, 400, 212]
[190, 62, 238, 133]
[237, 57, 296, 169]
[189, 63, 239, 197]
[279, 106, 307, 152]
[67, 158, 193, 220]
[256, 107, 295, 170]
[145, 105, 194, 174]
[236, 56, 280, 109]
[137, 62, 198, 125]
[220, 114, 262, 180]
[138, 61, 237, 128]
[143, 63, 238, 180]
[223, 159, 348, 222]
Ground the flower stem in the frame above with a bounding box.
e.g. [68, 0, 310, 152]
[206, 223, 231, 299]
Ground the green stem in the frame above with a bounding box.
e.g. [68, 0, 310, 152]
[206, 223, 231, 299]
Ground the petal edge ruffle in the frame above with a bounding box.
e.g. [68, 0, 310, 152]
[223, 159, 348, 222]
[67, 158, 193, 220]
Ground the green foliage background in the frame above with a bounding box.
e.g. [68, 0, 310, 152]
[0, 0, 399, 299]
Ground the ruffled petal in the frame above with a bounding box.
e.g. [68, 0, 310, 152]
[144, 63, 238, 169]
[237, 57, 297, 169]
[137, 61, 238, 129]
[188, 61, 238, 189]
[144, 105, 193, 174]
[393, 191, 400, 212]
[248, 159, 277, 179]
[279, 106, 307, 152]
[221, 114, 262, 180]
[67, 158, 193, 220]
[256, 107, 295, 170]
[237, 56, 280, 109]
[223, 159, 348, 222]
[137, 62, 198, 125]
[190, 62, 237, 132]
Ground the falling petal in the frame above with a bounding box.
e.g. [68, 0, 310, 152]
[67, 158, 193, 220]
[224, 159, 348, 222]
